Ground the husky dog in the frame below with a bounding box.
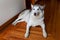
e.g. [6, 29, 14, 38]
[12, 4, 47, 38]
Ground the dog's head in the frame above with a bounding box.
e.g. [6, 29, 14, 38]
[31, 4, 45, 17]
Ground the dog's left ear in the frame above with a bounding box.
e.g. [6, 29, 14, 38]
[31, 4, 34, 8]
[39, 5, 45, 10]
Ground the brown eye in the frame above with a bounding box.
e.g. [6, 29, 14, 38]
[37, 9, 39, 10]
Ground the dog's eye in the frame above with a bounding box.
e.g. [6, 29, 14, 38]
[37, 9, 39, 10]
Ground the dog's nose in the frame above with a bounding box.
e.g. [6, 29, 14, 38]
[34, 13, 40, 16]
[34, 13, 37, 16]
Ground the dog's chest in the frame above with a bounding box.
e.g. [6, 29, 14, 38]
[29, 17, 44, 27]
[31, 21, 40, 27]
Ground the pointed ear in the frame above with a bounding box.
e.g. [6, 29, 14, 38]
[31, 4, 33, 8]
[39, 5, 45, 9]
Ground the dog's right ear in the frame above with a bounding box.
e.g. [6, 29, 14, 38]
[39, 5, 45, 10]
[31, 4, 34, 8]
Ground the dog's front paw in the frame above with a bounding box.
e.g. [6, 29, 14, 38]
[24, 33, 29, 38]
[43, 32, 47, 38]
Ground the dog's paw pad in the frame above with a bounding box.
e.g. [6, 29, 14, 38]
[24, 33, 29, 38]
[43, 32, 47, 38]
[12, 23, 16, 26]
[12, 22, 14, 25]
[12, 22, 17, 26]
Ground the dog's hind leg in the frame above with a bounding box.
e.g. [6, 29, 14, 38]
[12, 10, 29, 26]
[12, 17, 24, 26]
[40, 22, 47, 38]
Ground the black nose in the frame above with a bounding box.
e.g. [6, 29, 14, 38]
[34, 13, 36, 16]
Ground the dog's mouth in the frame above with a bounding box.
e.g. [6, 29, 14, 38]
[34, 13, 40, 16]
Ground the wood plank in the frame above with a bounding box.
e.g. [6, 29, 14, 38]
[0, 22, 54, 40]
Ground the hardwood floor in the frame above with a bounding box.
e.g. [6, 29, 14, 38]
[0, 22, 55, 40]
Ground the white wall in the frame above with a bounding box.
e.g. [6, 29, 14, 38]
[0, 0, 26, 26]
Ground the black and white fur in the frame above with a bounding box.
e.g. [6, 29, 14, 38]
[12, 4, 47, 38]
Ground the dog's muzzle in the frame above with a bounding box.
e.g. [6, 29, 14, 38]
[34, 12, 40, 16]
